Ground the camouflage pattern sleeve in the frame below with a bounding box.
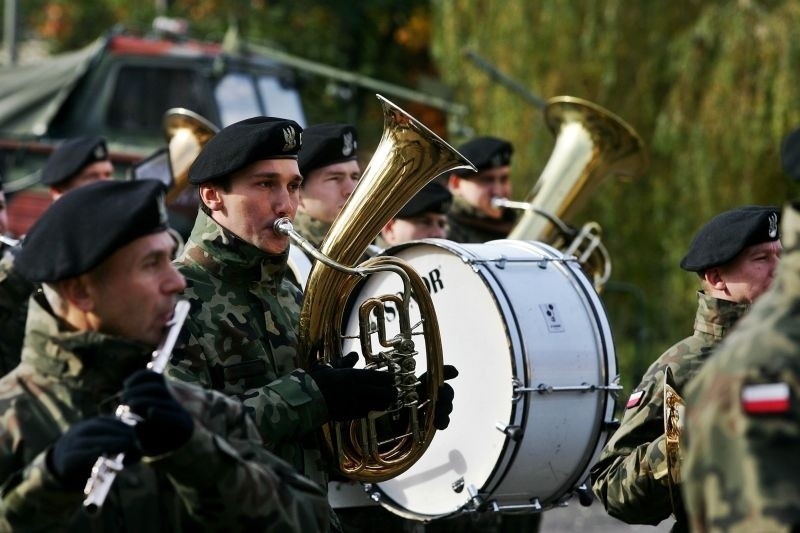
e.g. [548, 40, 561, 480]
[0, 450, 85, 531]
[590, 365, 676, 525]
[158, 381, 331, 531]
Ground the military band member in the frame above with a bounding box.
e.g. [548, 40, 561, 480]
[294, 122, 360, 251]
[682, 132, 800, 532]
[164, 117, 412, 530]
[446, 136, 517, 243]
[0, 179, 330, 531]
[40, 135, 114, 201]
[376, 180, 452, 249]
[591, 205, 782, 532]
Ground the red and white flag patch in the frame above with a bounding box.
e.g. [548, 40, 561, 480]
[741, 382, 791, 414]
[626, 390, 645, 409]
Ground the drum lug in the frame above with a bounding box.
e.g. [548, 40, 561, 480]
[362, 483, 381, 503]
[467, 484, 484, 510]
[451, 477, 465, 493]
[495, 422, 523, 442]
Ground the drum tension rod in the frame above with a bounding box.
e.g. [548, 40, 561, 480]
[517, 382, 624, 394]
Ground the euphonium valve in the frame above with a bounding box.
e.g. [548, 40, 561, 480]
[283, 94, 475, 482]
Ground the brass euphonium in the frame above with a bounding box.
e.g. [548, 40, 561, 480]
[276, 94, 475, 482]
[163, 108, 218, 203]
[497, 96, 648, 291]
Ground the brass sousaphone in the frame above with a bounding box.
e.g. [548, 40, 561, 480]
[275, 94, 475, 482]
[163, 107, 219, 204]
[496, 96, 649, 291]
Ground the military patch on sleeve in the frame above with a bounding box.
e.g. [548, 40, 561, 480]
[626, 390, 645, 409]
[741, 382, 791, 414]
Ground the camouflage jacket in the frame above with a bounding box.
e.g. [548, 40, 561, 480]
[683, 202, 800, 533]
[0, 246, 34, 376]
[591, 291, 749, 532]
[446, 196, 517, 243]
[0, 294, 331, 532]
[166, 210, 329, 488]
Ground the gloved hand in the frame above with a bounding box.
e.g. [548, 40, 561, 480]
[48, 416, 140, 490]
[121, 370, 194, 456]
[418, 364, 458, 430]
[309, 352, 398, 422]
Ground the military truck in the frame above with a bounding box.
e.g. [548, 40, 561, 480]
[0, 19, 307, 236]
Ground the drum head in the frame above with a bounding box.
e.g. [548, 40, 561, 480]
[343, 240, 515, 517]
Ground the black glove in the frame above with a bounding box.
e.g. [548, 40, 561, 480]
[418, 364, 458, 430]
[309, 353, 398, 422]
[121, 370, 194, 456]
[48, 416, 140, 490]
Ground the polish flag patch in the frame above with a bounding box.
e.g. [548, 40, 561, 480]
[741, 382, 791, 414]
[626, 390, 645, 409]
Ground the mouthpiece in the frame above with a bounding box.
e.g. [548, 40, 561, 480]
[273, 217, 294, 236]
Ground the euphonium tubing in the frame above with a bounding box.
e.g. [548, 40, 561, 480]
[296, 94, 475, 482]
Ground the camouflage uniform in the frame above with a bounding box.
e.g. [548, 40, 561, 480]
[682, 202, 800, 532]
[293, 211, 331, 253]
[0, 245, 34, 375]
[591, 291, 749, 532]
[446, 196, 517, 244]
[0, 293, 331, 532]
[166, 209, 329, 485]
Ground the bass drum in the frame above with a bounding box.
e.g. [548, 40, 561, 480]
[340, 239, 619, 519]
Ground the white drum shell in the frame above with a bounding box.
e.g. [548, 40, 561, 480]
[341, 239, 617, 519]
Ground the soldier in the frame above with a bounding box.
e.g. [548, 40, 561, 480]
[446, 136, 517, 243]
[41, 135, 114, 201]
[294, 122, 360, 251]
[376, 180, 452, 249]
[0, 179, 330, 531]
[682, 131, 800, 532]
[0, 174, 34, 374]
[164, 116, 457, 530]
[591, 205, 782, 532]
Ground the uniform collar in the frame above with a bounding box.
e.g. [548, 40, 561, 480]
[181, 209, 290, 284]
[21, 293, 153, 398]
[693, 290, 749, 338]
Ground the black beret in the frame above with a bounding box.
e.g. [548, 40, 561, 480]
[188, 116, 302, 184]
[41, 136, 109, 186]
[680, 205, 781, 273]
[16, 179, 169, 282]
[454, 136, 513, 177]
[397, 181, 452, 219]
[781, 126, 800, 181]
[298, 123, 358, 178]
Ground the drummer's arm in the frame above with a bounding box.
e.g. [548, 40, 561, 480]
[590, 380, 675, 526]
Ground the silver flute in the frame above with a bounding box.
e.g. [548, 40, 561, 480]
[82, 299, 191, 514]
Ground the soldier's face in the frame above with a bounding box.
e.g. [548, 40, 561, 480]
[381, 213, 448, 246]
[0, 191, 7, 236]
[203, 159, 303, 255]
[448, 166, 511, 218]
[299, 160, 360, 224]
[713, 240, 782, 303]
[52, 160, 114, 201]
[83, 232, 186, 346]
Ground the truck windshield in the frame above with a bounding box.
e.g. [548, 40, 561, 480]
[214, 72, 306, 127]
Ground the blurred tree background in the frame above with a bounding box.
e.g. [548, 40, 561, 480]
[10, 0, 800, 395]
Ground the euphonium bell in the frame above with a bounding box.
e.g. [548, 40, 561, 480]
[278, 94, 475, 482]
[501, 96, 649, 291]
[163, 108, 218, 203]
